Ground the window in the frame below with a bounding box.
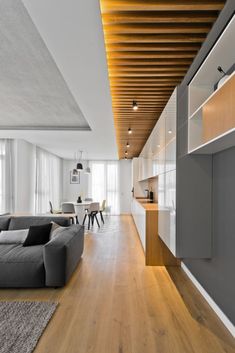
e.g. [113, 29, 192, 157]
[90, 161, 120, 215]
[0, 139, 14, 214]
[35, 147, 62, 214]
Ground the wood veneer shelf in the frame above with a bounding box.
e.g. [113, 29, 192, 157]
[188, 14, 235, 155]
[188, 72, 235, 154]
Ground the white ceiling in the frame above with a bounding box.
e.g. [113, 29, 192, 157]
[0, 0, 118, 160]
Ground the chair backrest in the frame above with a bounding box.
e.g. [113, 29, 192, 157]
[49, 201, 53, 214]
[89, 202, 100, 213]
[84, 198, 93, 201]
[61, 203, 75, 213]
[101, 200, 106, 211]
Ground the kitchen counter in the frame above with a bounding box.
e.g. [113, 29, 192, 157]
[135, 198, 158, 211]
[131, 197, 179, 266]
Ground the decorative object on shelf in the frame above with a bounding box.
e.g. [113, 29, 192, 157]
[132, 101, 138, 111]
[77, 196, 82, 203]
[217, 66, 229, 89]
[70, 171, 80, 184]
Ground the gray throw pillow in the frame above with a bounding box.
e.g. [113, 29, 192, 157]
[0, 229, 29, 244]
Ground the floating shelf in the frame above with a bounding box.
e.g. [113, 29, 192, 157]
[188, 15, 235, 155]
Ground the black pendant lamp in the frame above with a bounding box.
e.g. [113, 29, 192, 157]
[76, 151, 83, 171]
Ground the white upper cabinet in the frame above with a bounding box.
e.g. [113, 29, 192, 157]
[138, 88, 176, 181]
[165, 89, 176, 173]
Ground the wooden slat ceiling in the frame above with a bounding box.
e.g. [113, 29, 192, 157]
[99, 0, 226, 159]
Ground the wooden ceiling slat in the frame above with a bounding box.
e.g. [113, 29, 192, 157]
[102, 11, 218, 24]
[109, 65, 188, 71]
[108, 59, 193, 66]
[110, 72, 186, 77]
[107, 51, 197, 59]
[100, 1, 224, 12]
[106, 43, 201, 51]
[103, 23, 211, 34]
[105, 33, 206, 43]
[99, 0, 225, 158]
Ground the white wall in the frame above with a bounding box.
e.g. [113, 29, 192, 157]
[62, 159, 132, 214]
[119, 159, 132, 214]
[14, 139, 36, 213]
[62, 159, 90, 203]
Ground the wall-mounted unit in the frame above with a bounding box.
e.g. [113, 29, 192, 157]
[188, 15, 235, 154]
[133, 86, 212, 259]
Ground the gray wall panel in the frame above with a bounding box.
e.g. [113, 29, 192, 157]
[178, 1, 235, 324]
[184, 147, 235, 323]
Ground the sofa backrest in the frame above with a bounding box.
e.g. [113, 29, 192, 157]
[8, 216, 70, 230]
[0, 216, 11, 231]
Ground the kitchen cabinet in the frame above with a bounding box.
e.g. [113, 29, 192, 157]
[131, 198, 179, 266]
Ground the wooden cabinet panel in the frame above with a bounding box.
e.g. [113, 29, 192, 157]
[202, 74, 235, 143]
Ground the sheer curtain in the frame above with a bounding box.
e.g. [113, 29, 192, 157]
[89, 161, 120, 215]
[0, 139, 14, 214]
[35, 147, 62, 214]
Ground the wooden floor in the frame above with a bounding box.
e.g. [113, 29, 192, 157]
[0, 216, 234, 353]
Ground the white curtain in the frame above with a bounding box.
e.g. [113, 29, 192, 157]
[35, 147, 62, 214]
[89, 161, 120, 215]
[0, 139, 14, 214]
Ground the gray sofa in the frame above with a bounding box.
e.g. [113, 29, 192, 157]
[0, 216, 84, 288]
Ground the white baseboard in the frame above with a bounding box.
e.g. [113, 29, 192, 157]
[181, 263, 235, 338]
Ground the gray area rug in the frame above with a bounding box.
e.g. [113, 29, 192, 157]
[0, 301, 57, 353]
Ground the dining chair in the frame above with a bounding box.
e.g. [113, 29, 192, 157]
[49, 201, 62, 214]
[99, 200, 106, 224]
[61, 203, 79, 224]
[82, 202, 100, 230]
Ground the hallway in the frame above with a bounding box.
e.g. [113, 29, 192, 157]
[0, 216, 234, 353]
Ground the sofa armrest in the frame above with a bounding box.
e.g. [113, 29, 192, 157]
[43, 224, 84, 287]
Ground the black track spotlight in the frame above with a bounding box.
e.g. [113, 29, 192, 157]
[132, 101, 138, 111]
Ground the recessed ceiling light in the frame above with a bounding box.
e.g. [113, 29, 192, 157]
[157, 144, 160, 148]
[168, 129, 172, 134]
[132, 101, 138, 111]
[128, 127, 132, 134]
[126, 142, 130, 148]
[125, 156, 128, 160]
[125, 150, 128, 155]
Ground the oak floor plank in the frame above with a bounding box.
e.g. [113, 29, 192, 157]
[0, 216, 234, 353]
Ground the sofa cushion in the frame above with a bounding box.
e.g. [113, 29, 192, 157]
[23, 223, 52, 247]
[0, 229, 29, 244]
[0, 216, 11, 231]
[0, 244, 45, 287]
[9, 216, 70, 230]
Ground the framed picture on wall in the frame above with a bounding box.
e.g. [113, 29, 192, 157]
[70, 170, 80, 184]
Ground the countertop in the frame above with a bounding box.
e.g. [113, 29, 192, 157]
[135, 198, 158, 211]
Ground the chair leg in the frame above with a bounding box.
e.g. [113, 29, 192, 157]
[82, 214, 87, 225]
[76, 215, 79, 224]
[95, 214, 100, 227]
[88, 215, 91, 230]
[100, 211, 104, 224]
[70, 217, 74, 224]
[91, 213, 94, 226]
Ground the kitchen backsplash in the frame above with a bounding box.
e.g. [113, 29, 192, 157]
[148, 177, 158, 202]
